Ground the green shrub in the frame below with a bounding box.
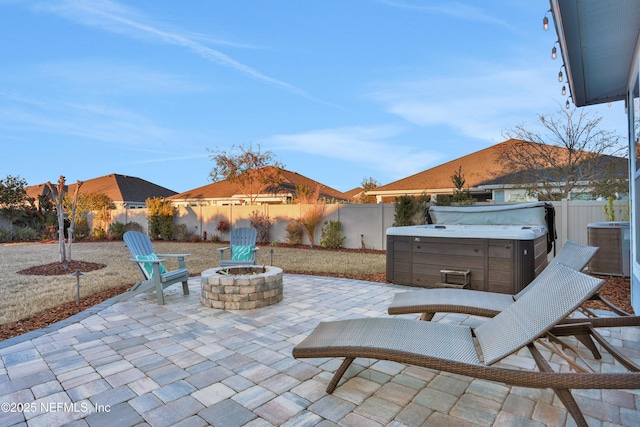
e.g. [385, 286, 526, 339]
[320, 220, 346, 249]
[147, 198, 175, 240]
[0, 227, 10, 242]
[434, 195, 451, 206]
[285, 221, 304, 245]
[91, 227, 107, 240]
[108, 222, 126, 240]
[125, 221, 145, 233]
[173, 224, 190, 242]
[393, 194, 429, 226]
[108, 221, 145, 240]
[14, 225, 39, 241]
[72, 217, 91, 240]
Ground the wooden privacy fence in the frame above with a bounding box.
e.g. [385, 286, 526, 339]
[104, 200, 628, 251]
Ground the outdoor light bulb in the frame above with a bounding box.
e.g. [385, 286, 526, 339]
[558, 71, 563, 82]
[543, 16, 549, 31]
[566, 99, 570, 109]
[551, 46, 557, 59]
[562, 85, 566, 95]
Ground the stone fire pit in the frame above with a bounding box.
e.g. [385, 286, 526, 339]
[200, 265, 283, 310]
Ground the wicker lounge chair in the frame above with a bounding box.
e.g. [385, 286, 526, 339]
[292, 264, 640, 427]
[388, 240, 598, 320]
[218, 227, 259, 267]
[118, 231, 190, 305]
[387, 240, 640, 369]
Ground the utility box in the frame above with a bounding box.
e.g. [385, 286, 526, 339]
[587, 222, 630, 277]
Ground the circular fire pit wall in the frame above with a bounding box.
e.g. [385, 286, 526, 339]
[200, 266, 283, 310]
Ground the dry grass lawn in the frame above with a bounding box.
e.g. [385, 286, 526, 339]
[0, 241, 386, 325]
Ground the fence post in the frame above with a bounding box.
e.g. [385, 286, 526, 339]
[381, 202, 386, 250]
[561, 198, 569, 243]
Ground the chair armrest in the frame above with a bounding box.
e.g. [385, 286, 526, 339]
[129, 258, 166, 264]
[156, 254, 189, 270]
[217, 247, 230, 252]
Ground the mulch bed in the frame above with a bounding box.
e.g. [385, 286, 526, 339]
[17, 260, 107, 276]
[584, 275, 633, 314]
[0, 284, 131, 341]
[0, 264, 633, 342]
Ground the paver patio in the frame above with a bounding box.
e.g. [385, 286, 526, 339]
[1, 274, 639, 426]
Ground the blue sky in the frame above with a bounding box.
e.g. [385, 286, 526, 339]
[0, 0, 628, 194]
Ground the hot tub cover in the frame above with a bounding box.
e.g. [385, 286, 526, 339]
[386, 224, 548, 240]
[427, 202, 548, 226]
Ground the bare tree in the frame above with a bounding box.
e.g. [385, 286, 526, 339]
[500, 108, 626, 201]
[47, 177, 67, 262]
[208, 143, 285, 204]
[46, 176, 83, 262]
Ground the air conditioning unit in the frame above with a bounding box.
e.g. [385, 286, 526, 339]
[587, 222, 630, 277]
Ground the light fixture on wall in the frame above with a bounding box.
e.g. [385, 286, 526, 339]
[551, 41, 559, 59]
[543, 10, 551, 31]
[562, 85, 566, 96]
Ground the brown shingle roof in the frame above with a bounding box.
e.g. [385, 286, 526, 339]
[343, 187, 364, 200]
[371, 139, 619, 194]
[373, 139, 525, 193]
[69, 174, 176, 203]
[170, 167, 348, 202]
[25, 183, 58, 201]
[26, 174, 176, 204]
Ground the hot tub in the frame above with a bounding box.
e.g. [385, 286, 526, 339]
[386, 204, 552, 294]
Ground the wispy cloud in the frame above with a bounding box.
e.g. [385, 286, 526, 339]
[376, 0, 511, 28]
[33, 0, 311, 97]
[0, 90, 175, 145]
[369, 60, 556, 142]
[268, 125, 445, 180]
[35, 61, 204, 95]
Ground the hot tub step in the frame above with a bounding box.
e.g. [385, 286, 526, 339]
[436, 269, 470, 289]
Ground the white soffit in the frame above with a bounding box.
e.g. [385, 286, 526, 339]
[553, 0, 640, 106]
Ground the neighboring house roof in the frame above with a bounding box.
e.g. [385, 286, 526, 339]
[25, 183, 60, 201]
[69, 174, 177, 205]
[479, 155, 628, 187]
[26, 174, 177, 206]
[343, 187, 364, 200]
[370, 140, 523, 197]
[169, 167, 348, 204]
[551, 0, 640, 107]
[368, 139, 627, 200]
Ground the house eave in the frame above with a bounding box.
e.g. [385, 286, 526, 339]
[550, 0, 640, 107]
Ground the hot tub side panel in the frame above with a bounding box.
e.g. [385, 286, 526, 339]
[386, 235, 412, 284]
[386, 234, 548, 293]
[412, 238, 485, 288]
